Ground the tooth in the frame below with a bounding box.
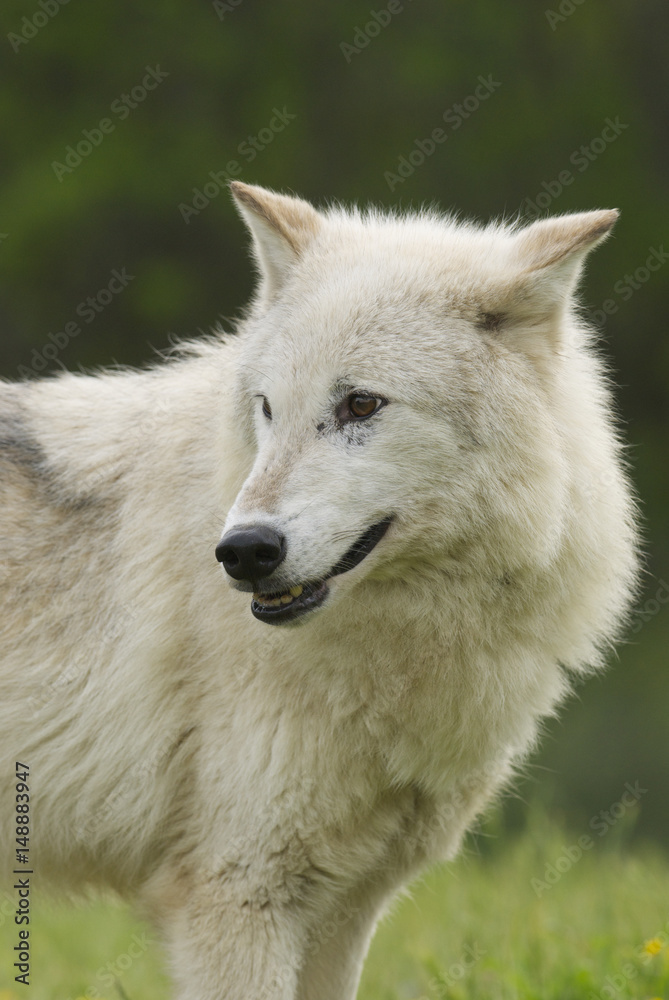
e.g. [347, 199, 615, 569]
[254, 593, 274, 605]
[253, 590, 298, 608]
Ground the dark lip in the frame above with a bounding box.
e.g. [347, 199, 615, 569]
[328, 517, 393, 577]
[251, 580, 329, 626]
[251, 517, 392, 626]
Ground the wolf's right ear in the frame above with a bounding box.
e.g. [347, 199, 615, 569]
[230, 182, 322, 303]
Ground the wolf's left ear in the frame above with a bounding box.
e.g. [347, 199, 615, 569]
[230, 182, 322, 303]
[513, 209, 618, 275]
[492, 210, 619, 370]
[509, 209, 618, 311]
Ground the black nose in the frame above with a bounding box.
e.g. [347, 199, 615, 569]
[215, 525, 286, 581]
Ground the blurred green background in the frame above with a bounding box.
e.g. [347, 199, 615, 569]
[0, 0, 667, 843]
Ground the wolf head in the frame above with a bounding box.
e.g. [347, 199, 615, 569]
[216, 182, 625, 630]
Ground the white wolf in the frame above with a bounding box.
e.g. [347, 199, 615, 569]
[0, 183, 638, 998]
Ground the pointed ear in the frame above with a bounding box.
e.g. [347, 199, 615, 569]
[484, 210, 619, 375]
[510, 209, 619, 306]
[230, 182, 322, 303]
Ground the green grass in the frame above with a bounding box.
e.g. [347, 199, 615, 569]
[1, 811, 668, 999]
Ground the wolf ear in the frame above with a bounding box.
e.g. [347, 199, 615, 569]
[490, 210, 619, 369]
[512, 209, 618, 279]
[508, 209, 618, 315]
[230, 182, 322, 303]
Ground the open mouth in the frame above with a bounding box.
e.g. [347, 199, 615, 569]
[251, 517, 392, 625]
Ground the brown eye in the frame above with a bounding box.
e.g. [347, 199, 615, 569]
[347, 394, 383, 419]
[262, 397, 272, 420]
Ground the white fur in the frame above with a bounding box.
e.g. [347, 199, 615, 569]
[0, 184, 638, 998]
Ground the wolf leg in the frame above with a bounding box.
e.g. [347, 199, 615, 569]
[295, 887, 391, 1000]
[143, 869, 309, 1000]
[142, 860, 390, 1000]
[160, 901, 303, 999]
